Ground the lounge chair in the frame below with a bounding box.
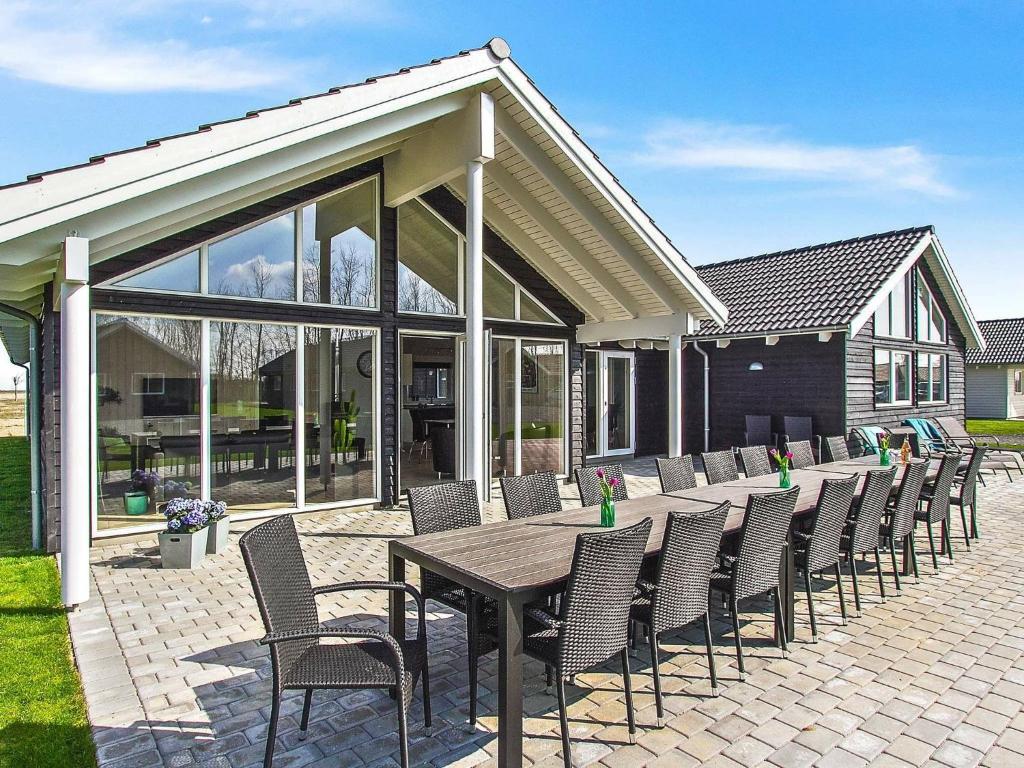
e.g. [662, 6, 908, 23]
[850, 425, 889, 456]
[933, 416, 1023, 481]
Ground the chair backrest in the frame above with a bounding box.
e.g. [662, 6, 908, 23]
[732, 486, 800, 601]
[934, 415, 970, 440]
[804, 475, 859, 571]
[557, 517, 653, 675]
[745, 415, 774, 447]
[786, 440, 815, 469]
[851, 425, 888, 456]
[407, 479, 481, 535]
[823, 436, 851, 463]
[924, 451, 962, 524]
[889, 461, 929, 539]
[958, 447, 987, 506]
[650, 503, 730, 633]
[239, 515, 318, 683]
[500, 471, 563, 519]
[849, 467, 898, 555]
[738, 445, 772, 478]
[783, 416, 813, 442]
[575, 465, 629, 507]
[431, 425, 457, 476]
[702, 450, 740, 485]
[409, 409, 427, 442]
[656, 455, 698, 493]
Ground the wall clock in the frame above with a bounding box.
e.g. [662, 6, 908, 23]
[357, 350, 373, 379]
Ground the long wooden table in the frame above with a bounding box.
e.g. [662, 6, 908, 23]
[388, 456, 929, 768]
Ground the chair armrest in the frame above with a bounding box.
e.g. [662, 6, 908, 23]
[261, 627, 405, 680]
[313, 581, 426, 635]
[524, 606, 564, 630]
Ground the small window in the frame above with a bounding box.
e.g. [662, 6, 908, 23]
[917, 353, 946, 403]
[209, 213, 296, 301]
[875, 349, 912, 406]
[1015, 370, 1023, 395]
[874, 273, 911, 339]
[132, 372, 165, 395]
[483, 259, 516, 319]
[916, 269, 947, 344]
[398, 200, 459, 314]
[112, 251, 200, 293]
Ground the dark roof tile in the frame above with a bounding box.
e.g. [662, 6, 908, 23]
[967, 318, 1024, 365]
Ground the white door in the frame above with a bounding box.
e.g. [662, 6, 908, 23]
[585, 350, 636, 458]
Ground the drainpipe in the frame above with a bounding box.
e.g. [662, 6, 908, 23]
[692, 341, 710, 452]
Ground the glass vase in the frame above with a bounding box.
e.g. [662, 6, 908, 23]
[779, 465, 792, 488]
[880, 450, 891, 467]
[600, 498, 615, 527]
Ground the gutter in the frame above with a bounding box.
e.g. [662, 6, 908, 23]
[692, 340, 710, 452]
[0, 303, 43, 550]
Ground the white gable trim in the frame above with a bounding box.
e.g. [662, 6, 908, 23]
[849, 233, 932, 338]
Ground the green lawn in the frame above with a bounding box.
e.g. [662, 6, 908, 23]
[0, 437, 97, 768]
[967, 419, 1024, 451]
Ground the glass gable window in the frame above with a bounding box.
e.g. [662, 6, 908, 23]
[484, 259, 516, 319]
[113, 251, 201, 293]
[916, 269, 946, 343]
[875, 348, 912, 405]
[302, 179, 378, 307]
[874, 273, 911, 339]
[917, 353, 947, 403]
[209, 213, 296, 301]
[398, 199, 459, 314]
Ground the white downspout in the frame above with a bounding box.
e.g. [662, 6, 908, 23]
[692, 340, 710, 452]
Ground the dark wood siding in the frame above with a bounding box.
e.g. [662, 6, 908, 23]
[635, 349, 668, 457]
[845, 261, 966, 436]
[41, 283, 61, 553]
[684, 335, 846, 452]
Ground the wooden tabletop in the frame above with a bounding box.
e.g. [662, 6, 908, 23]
[389, 456, 929, 601]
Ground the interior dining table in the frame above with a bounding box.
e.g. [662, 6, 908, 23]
[388, 454, 933, 768]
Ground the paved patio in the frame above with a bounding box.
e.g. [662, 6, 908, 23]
[72, 461, 1024, 768]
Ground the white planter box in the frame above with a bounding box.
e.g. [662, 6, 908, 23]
[206, 517, 231, 554]
[159, 527, 209, 569]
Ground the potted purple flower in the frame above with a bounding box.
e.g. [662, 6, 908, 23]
[159, 498, 211, 568]
[204, 500, 230, 554]
[595, 468, 620, 527]
[769, 449, 794, 488]
[124, 469, 161, 516]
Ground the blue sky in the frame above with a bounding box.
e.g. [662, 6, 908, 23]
[0, 1, 1021, 385]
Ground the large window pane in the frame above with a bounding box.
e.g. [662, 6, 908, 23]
[874, 304, 890, 337]
[520, 342, 565, 474]
[484, 260, 515, 319]
[891, 274, 908, 338]
[916, 355, 930, 402]
[932, 355, 946, 401]
[874, 349, 891, 404]
[301, 180, 377, 307]
[894, 352, 911, 402]
[585, 351, 598, 456]
[209, 213, 296, 301]
[607, 355, 632, 451]
[304, 327, 376, 505]
[114, 251, 200, 293]
[210, 321, 297, 511]
[95, 315, 201, 530]
[491, 338, 517, 477]
[398, 200, 459, 313]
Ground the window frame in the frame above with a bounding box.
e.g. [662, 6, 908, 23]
[131, 372, 165, 396]
[916, 352, 947, 404]
[915, 268, 947, 345]
[873, 272, 912, 340]
[1015, 369, 1023, 396]
[874, 347, 913, 407]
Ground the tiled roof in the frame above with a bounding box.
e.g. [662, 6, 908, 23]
[691, 226, 934, 338]
[967, 318, 1024, 365]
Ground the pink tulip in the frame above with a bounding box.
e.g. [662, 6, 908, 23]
[785, 451, 794, 460]
[769, 448, 778, 456]
[609, 477, 620, 487]
[595, 468, 604, 479]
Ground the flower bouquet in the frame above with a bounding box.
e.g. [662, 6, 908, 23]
[595, 468, 620, 527]
[769, 448, 794, 488]
[877, 433, 891, 466]
[124, 469, 162, 515]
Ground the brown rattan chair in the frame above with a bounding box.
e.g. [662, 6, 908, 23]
[655, 455, 698, 493]
[744, 415, 777, 449]
[709, 486, 800, 678]
[575, 464, 629, 507]
[840, 466, 898, 615]
[702, 450, 739, 485]
[915, 451, 963, 570]
[785, 440, 816, 469]
[240, 515, 430, 768]
[823, 436, 851, 463]
[952, 446, 986, 543]
[738, 445, 772, 478]
[524, 518, 654, 768]
[792, 476, 859, 641]
[630, 503, 730, 723]
[500, 471, 563, 519]
[881, 461, 929, 591]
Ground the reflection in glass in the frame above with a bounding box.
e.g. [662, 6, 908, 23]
[484, 260, 515, 319]
[520, 292, 555, 323]
[874, 349, 891, 404]
[114, 251, 200, 293]
[491, 338, 517, 477]
[521, 342, 565, 474]
[210, 321, 297, 511]
[304, 328, 376, 505]
[95, 314, 201, 530]
[302, 180, 378, 307]
[209, 213, 296, 301]
[585, 350, 598, 456]
[607, 356, 632, 452]
[894, 352, 911, 402]
[398, 200, 458, 313]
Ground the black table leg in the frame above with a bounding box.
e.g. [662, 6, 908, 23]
[779, 538, 796, 642]
[389, 550, 406, 641]
[497, 593, 524, 768]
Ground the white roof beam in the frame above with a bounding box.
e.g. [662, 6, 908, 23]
[495, 107, 684, 313]
[484, 160, 640, 317]
[577, 313, 692, 344]
[448, 177, 607, 320]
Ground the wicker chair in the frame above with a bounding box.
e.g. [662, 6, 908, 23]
[823, 436, 851, 463]
[500, 471, 563, 519]
[407, 480, 493, 724]
[782, 416, 822, 462]
[786, 440, 816, 469]
[702, 450, 740, 485]
[240, 515, 430, 768]
[880, 461, 929, 591]
[575, 464, 629, 507]
[952, 446, 987, 544]
[709, 486, 800, 678]
[630, 503, 730, 723]
[915, 452, 963, 570]
[738, 446, 772, 478]
[840, 467, 898, 615]
[744, 415, 777, 449]
[655, 455, 698, 493]
[792, 476, 859, 641]
[523, 518, 653, 767]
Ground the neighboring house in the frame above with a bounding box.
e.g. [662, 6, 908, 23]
[966, 318, 1024, 419]
[680, 227, 985, 451]
[0, 39, 730, 605]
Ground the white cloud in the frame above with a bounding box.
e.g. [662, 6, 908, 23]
[225, 255, 294, 282]
[631, 120, 954, 196]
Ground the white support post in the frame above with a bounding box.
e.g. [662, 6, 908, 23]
[668, 334, 683, 458]
[465, 159, 486, 501]
[60, 236, 91, 607]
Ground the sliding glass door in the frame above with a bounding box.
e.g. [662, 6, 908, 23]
[585, 349, 635, 458]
